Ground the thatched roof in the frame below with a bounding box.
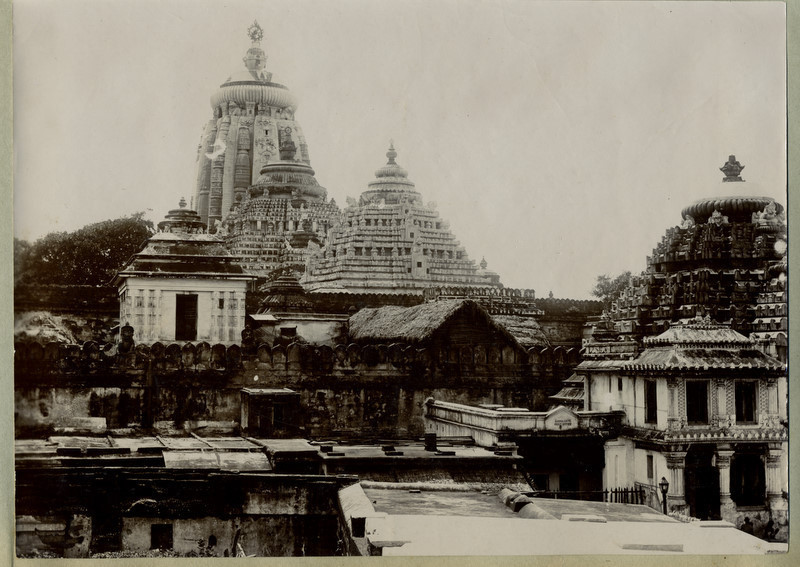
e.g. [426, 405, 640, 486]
[491, 315, 550, 348]
[348, 299, 520, 346]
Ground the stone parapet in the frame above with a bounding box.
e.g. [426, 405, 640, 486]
[14, 338, 577, 380]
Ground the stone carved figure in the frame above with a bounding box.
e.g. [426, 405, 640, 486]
[708, 210, 729, 226]
[118, 324, 135, 354]
[752, 201, 785, 225]
[681, 215, 695, 229]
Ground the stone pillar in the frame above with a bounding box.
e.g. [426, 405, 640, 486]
[766, 445, 783, 499]
[716, 445, 736, 519]
[664, 450, 687, 512]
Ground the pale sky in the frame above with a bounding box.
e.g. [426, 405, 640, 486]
[13, 0, 787, 299]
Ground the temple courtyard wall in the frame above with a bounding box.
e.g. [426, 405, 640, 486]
[14, 339, 573, 439]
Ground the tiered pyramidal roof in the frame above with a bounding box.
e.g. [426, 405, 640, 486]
[301, 144, 502, 294]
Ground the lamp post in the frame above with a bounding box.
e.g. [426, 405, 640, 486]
[658, 476, 670, 515]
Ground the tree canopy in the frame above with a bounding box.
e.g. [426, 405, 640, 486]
[591, 271, 632, 308]
[14, 213, 155, 287]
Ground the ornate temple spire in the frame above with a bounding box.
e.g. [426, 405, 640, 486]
[243, 20, 268, 81]
[720, 154, 745, 182]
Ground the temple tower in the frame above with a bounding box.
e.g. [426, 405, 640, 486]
[193, 21, 316, 228]
[301, 144, 502, 294]
[607, 155, 787, 358]
[193, 21, 340, 277]
[223, 128, 339, 275]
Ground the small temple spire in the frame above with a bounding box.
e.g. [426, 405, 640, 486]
[480, 257, 488, 270]
[720, 155, 745, 182]
[386, 141, 397, 165]
[179, 196, 187, 209]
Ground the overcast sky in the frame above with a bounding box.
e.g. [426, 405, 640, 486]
[13, 0, 786, 298]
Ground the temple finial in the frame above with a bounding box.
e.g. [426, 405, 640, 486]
[179, 197, 187, 209]
[720, 155, 745, 182]
[480, 257, 487, 270]
[386, 141, 397, 164]
[247, 20, 264, 44]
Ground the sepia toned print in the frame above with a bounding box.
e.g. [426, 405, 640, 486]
[12, 1, 787, 557]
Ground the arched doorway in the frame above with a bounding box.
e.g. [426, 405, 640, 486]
[685, 444, 721, 520]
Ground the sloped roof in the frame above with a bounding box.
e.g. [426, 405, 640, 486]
[644, 324, 753, 346]
[549, 387, 584, 403]
[348, 299, 519, 346]
[491, 315, 550, 348]
[626, 346, 784, 371]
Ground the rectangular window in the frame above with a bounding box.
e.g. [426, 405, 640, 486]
[417, 262, 422, 268]
[218, 298, 225, 309]
[618, 377, 623, 392]
[150, 524, 173, 550]
[735, 381, 757, 424]
[646, 454, 654, 481]
[686, 380, 709, 425]
[645, 380, 657, 424]
[134, 295, 144, 308]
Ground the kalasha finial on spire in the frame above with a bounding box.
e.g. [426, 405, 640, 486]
[247, 20, 264, 44]
[179, 197, 187, 209]
[720, 155, 745, 182]
[480, 257, 488, 270]
[386, 141, 397, 164]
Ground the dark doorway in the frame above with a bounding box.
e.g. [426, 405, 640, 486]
[731, 449, 766, 506]
[150, 523, 173, 550]
[685, 445, 721, 520]
[175, 294, 198, 341]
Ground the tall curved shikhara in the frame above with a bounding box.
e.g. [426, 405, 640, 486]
[192, 22, 338, 277]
